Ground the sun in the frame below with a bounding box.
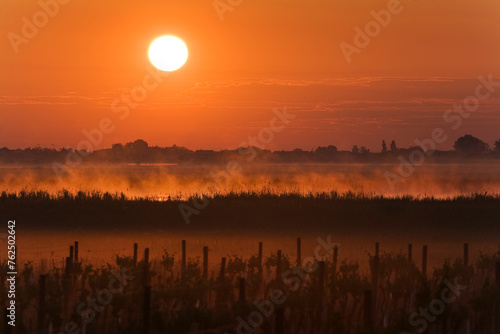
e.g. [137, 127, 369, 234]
[148, 36, 188, 72]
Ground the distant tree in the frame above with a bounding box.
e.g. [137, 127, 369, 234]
[314, 145, 337, 161]
[360, 146, 370, 154]
[381, 140, 387, 153]
[315, 145, 338, 154]
[494, 140, 500, 154]
[125, 139, 149, 164]
[390, 140, 397, 152]
[351, 145, 359, 154]
[453, 135, 490, 155]
[125, 139, 149, 151]
[112, 143, 124, 151]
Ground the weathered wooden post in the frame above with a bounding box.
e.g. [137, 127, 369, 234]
[332, 245, 338, 282]
[364, 290, 373, 332]
[219, 257, 226, 283]
[258, 242, 263, 272]
[69, 245, 74, 261]
[143, 286, 151, 334]
[181, 240, 187, 272]
[216, 257, 227, 308]
[464, 243, 469, 267]
[276, 250, 282, 282]
[74, 241, 79, 262]
[422, 245, 428, 278]
[408, 243, 412, 263]
[372, 242, 380, 319]
[496, 260, 500, 286]
[133, 243, 138, 266]
[297, 237, 301, 266]
[37, 275, 46, 334]
[65, 257, 72, 275]
[239, 277, 246, 304]
[203, 246, 208, 280]
[318, 261, 326, 289]
[318, 260, 326, 308]
[275, 307, 285, 334]
[143, 248, 149, 286]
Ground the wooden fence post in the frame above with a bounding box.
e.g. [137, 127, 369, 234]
[422, 245, 428, 278]
[74, 241, 79, 262]
[65, 257, 72, 275]
[203, 246, 208, 280]
[219, 257, 226, 283]
[496, 260, 500, 286]
[297, 237, 301, 266]
[182, 240, 187, 272]
[372, 242, 379, 320]
[318, 260, 326, 289]
[276, 250, 282, 282]
[408, 243, 412, 263]
[464, 243, 469, 267]
[216, 257, 227, 308]
[133, 243, 138, 266]
[37, 275, 46, 334]
[143, 248, 149, 286]
[318, 260, 326, 307]
[333, 245, 338, 282]
[258, 242, 263, 273]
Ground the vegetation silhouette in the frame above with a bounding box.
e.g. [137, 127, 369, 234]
[2, 190, 500, 232]
[2, 241, 500, 333]
[1, 135, 499, 165]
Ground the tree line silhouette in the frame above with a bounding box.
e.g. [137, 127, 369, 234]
[1, 135, 499, 165]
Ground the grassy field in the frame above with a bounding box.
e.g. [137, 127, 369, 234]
[3, 190, 500, 269]
[2, 191, 500, 333]
[2, 232, 500, 333]
[3, 190, 500, 231]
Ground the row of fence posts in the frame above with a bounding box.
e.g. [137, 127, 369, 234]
[24, 239, 500, 334]
[363, 242, 482, 332]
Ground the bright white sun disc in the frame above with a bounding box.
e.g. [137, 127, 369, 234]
[148, 36, 188, 71]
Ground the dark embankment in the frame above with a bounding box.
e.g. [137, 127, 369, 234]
[2, 191, 499, 237]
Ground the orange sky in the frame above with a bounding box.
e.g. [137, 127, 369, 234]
[1, 0, 499, 151]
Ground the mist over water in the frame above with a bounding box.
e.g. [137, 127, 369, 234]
[1, 162, 499, 199]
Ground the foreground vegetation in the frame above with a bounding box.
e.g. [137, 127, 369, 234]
[2, 241, 500, 333]
[3, 191, 500, 332]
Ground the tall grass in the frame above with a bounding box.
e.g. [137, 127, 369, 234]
[2, 245, 500, 333]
